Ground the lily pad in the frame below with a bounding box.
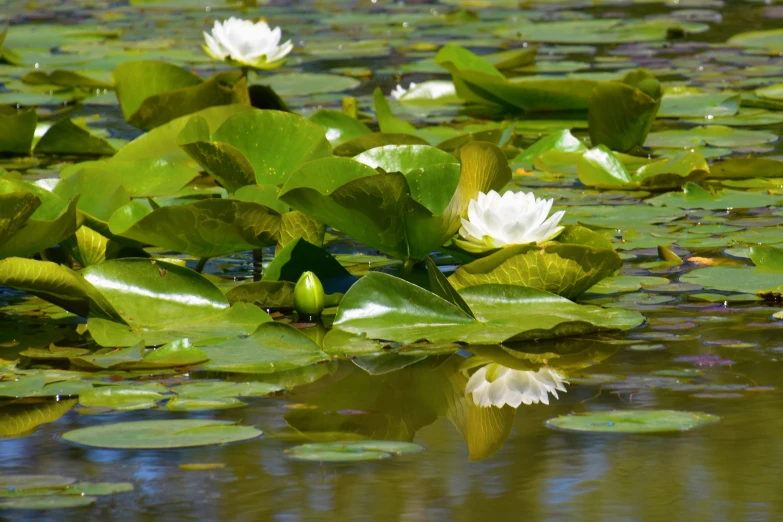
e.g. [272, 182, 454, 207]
[0, 496, 97, 509]
[545, 410, 719, 433]
[647, 183, 783, 210]
[108, 199, 281, 258]
[61, 419, 262, 449]
[179, 109, 332, 188]
[280, 141, 510, 260]
[327, 272, 643, 346]
[286, 440, 424, 462]
[448, 239, 621, 299]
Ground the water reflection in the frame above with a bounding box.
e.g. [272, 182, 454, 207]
[283, 339, 618, 461]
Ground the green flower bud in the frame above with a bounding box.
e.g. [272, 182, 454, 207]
[293, 271, 325, 317]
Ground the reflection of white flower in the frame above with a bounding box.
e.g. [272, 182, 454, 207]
[466, 364, 568, 408]
[391, 82, 417, 100]
[459, 190, 565, 249]
[203, 17, 293, 69]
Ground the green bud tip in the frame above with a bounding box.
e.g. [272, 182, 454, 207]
[293, 271, 325, 317]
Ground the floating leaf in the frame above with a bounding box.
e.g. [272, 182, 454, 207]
[545, 410, 719, 433]
[648, 183, 783, 210]
[78, 386, 164, 411]
[0, 179, 81, 259]
[0, 257, 122, 321]
[61, 419, 262, 449]
[588, 70, 661, 152]
[0, 496, 96, 509]
[179, 109, 332, 188]
[0, 108, 36, 155]
[448, 240, 621, 299]
[201, 321, 329, 374]
[34, 119, 116, 156]
[114, 61, 248, 130]
[327, 272, 643, 346]
[280, 142, 510, 260]
[286, 440, 424, 462]
[0, 399, 76, 437]
[108, 199, 281, 258]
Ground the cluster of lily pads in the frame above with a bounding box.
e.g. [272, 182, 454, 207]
[6, 0, 783, 470]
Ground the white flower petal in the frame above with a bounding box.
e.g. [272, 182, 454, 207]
[458, 189, 566, 247]
[204, 17, 293, 68]
[468, 366, 568, 409]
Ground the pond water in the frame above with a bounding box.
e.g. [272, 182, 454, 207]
[2, 0, 783, 520]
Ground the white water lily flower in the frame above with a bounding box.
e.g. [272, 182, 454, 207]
[203, 17, 293, 69]
[466, 364, 568, 408]
[459, 190, 565, 248]
[391, 82, 417, 100]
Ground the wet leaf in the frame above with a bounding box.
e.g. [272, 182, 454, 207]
[286, 440, 424, 462]
[546, 410, 719, 433]
[61, 419, 262, 449]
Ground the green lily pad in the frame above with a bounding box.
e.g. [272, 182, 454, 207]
[179, 109, 332, 188]
[511, 129, 587, 169]
[645, 126, 778, 149]
[172, 381, 282, 398]
[112, 104, 252, 164]
[108, 199, 281, 258]
[200, 321, 329, 374]
[327, 272, 643, 346]
[0, 179, 81, 259]
[647, 183, 783, 210]
[588, 70, 661, 153]
[33, 119, 116, 156]
[0, 496, 97, 509]
[78, 386, 164, 411]
[0, 475, 75, 490]
[436, 44, 596, 112]
[286, 440, 424, 462]
[61, 419, 262, 449]
[0, 400, 77, 437]
[659, 92, 740, 118]
[448, 239, 621, 299]
[114, 61, 248, 130]
[0, 108, 36, 154]
[165, 397, 245, 411]
[0, 257, 121, 321]
[63, 482, 134, 496]
[61, 158, 199, 198]
[562, 204, 686, 228]
[280, 141, 510, 260]
[258, 72, 359, 97]
[311, 109, 372, 147]
[545, 410, 719, 433]
[333, 133, 429, 156]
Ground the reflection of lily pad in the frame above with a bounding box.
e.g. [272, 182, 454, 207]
[286, 440, 424, 462]
[61, 419, 262, 449]
[546, 410, 719, 433]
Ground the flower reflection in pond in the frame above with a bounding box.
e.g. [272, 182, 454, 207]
[467, 364, 568, 408]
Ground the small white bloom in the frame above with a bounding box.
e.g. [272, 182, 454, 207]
[203, 17, 293, 69]
[391, 82, 417, 100]
[459, 190, 565, 248]
[466, 364, 568, 408]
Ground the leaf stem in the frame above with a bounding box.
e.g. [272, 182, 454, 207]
[252, 249, 264, 282]
[402, 257, 416, 275]
[195, 257, 209, 273]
